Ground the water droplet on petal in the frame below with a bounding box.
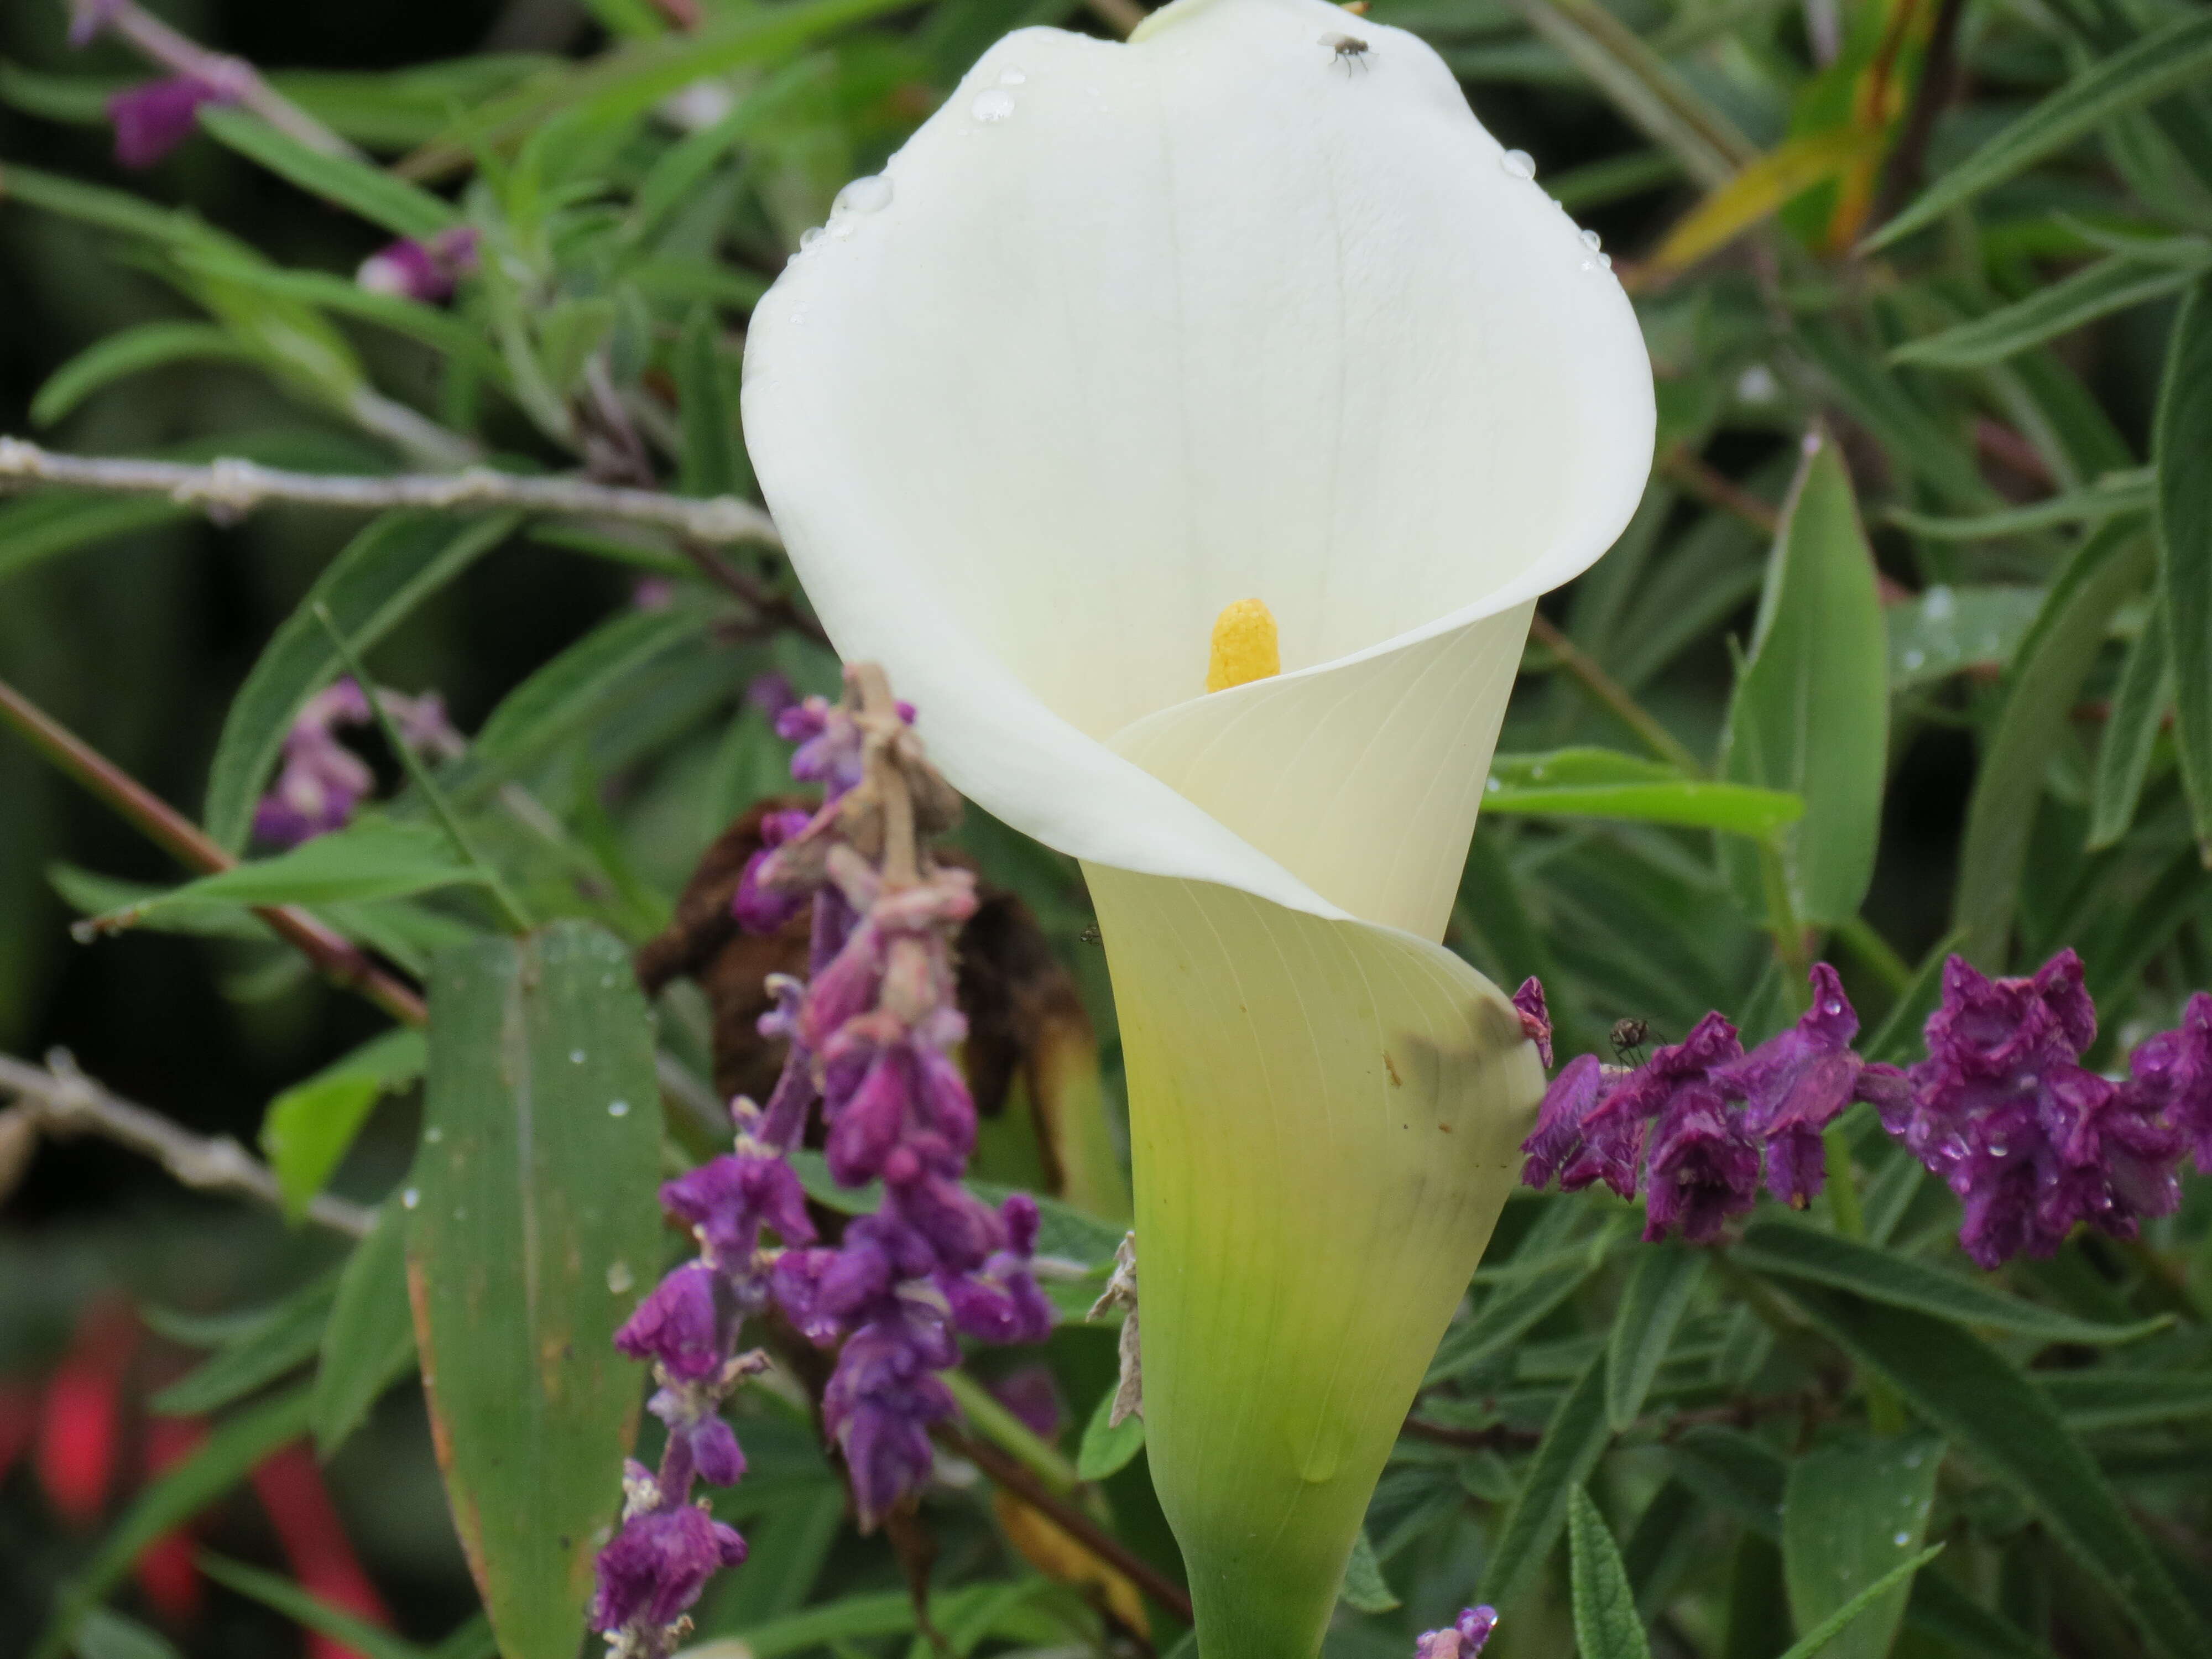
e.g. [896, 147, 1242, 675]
[972, 88, 1016, 122]
[401, 1187, 420, 1209]
[1581, 228, 1603, 251]
[834, 174, 892, 216]
[1598, 252, 1613, 270]
[608, 1099, 630, 1118]
[799, 226, 823, 251]
[998, 67, 1027, 85]
[608, 1261, 635, 1294]
[1893, 1531, 1911, 1547]
[1825, 1000, 1843, 1016]
[830, 217, 857, 239]
[1500, 149, 1536, 180]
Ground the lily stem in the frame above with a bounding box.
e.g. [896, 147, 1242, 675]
[1527, 613, 1704, 776]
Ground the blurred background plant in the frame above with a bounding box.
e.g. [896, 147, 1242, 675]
[2, 0, 2211, 1653]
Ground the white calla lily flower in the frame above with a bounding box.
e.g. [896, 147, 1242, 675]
[742, 0, 1653, 1646]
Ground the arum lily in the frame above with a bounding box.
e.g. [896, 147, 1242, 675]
[741, 0, 1653, 1648]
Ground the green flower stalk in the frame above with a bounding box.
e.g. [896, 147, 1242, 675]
[739, 0, 1655, 1651]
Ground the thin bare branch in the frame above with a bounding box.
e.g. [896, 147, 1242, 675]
[0, 1049, 375, 1238]
[0, 437, 782, 548]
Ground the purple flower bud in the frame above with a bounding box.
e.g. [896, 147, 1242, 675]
[822, 1317, 957, 1526]
[661, 1151, 816, 1264]
[356, 226, 479, 305]
[2121, 991, 2212, 1175]
[886, 1169, 1005, 1272]
[837, 1397, 940, 1529]
[802, 925, 888, 1048]
[1512, 977, 1553, 1068]
[1000, 1192, 1040, 1257]
[1415, 1606, 1498, 1659]
[1521, 1053, 1639, 1197]
[1641, 1084, 1761, 1244]
[990, 1364, 1065, 1441]
[942, 1260, 1054, 1345]
[825, 1044, 912, 1185]
[1714, 965, 1905, 1207]
[107, 75, 237, 169]
[615, 1261, 725, 1383]
[632, 576, 677, 612]
[590, 1503, 747, 1634]
[778, 696, 868, 800]
[68, 0, 123, 48]
[747, 671, 798, 719]
[649, 1387, 748, 1488]
[733, 808, 817, 935]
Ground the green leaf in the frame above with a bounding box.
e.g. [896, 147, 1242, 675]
[1867, 11, 2212, 249]
[2036, 1369, 2212, 1430]
[313, 1201, 419, 1457]
[263, 1030, 425, 1219]
[1796, 320, 1996, 511]
[32, 322, 264, 426]
[1888, 471, 2155, 541]
[1720, 434, 1889, 925]
[1484, 750, 1803, 837]
[1772, 1546, 1945, 1659]
[443, 603, 713, 802]
[1076, 1383, 1146, 1481]
[1735, 1215, 2172, 1345]
[74, 1610, 181, 1659]
[1891, 252, 2212, 370]
[1887, 586, 2046, 690]
[1426, 1231, 1613, 1384]
[677, 305, 749, 500]
[1569, 1486, 1652, 1659]
[1338, 1528, 1402, 1614]
[170, 251, 510, 381]
[49, 865, 276, 941]
[198, 107, 459, 239]
[152, 1273, 338, 1416]
[1955, 521, 2155, 964]
[93, 821, 488, 932]
[32, 1386, 316, 1659]
[1782, 1433, 1942, 1659]
[196, 1553, 434, 1659]
[2087, 609, 2172, 849]
[1767, 1285, 2209, 1659]
[709, 1584, 1064, 1659]
[412, 921, 664, 1659]
[1606, 1243, 1705, 1430]
[1491, 0, 1755, 187]
[204, 510, 518, 853]
[1476, 1350, 1611, 1613]
[2155, 275, 2212, 855]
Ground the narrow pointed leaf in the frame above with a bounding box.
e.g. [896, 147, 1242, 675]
[32, 322, 263, 426]
[1735, 1215, 2171, 1344]
[1955, 521, 2154, 964]
[1867, 11, 2212, 248]
[1888, 471, 2155, 541]
[2036, 1370, 2212, 1430]
[1338, 1529, 1401, 1614]
[196, 1553, 435, 1659]
[264, 1029, 427, 1218]
[152, 1274, 338, 1416]
[1475, 1352, 1611, 1613]
[1651, 129, 1880, 274]
[204, 511, 518, 853]
[1782, 1433, 1942, 1659]
[1485, 750, 1802, 836]
[1077, 1384, 1147, 1481]
[2087, 609, 2172, 849]
[1903, 1573, 2060, 1659]
[1720, 435, 1888, 925]
[198, 107, 460, 238]
[677, 306, 749, 500]
[411, 921, 663, 1659]
[93, 821, 488, 932]
[1569, 1486, 1652, 1659]
[1886, 586, 2044, 688]
[2154, 276, 2212, 852]
[1606, 1243, 1705, 1430]
[313, 1202, 419, 1457]
[1893, 253, 2212, 370]
[1772, 1546, 1945, 1659]
[1766, 1285, 2209, 1659]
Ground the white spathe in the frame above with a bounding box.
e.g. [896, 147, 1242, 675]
[742, 0, 1653, 1647]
